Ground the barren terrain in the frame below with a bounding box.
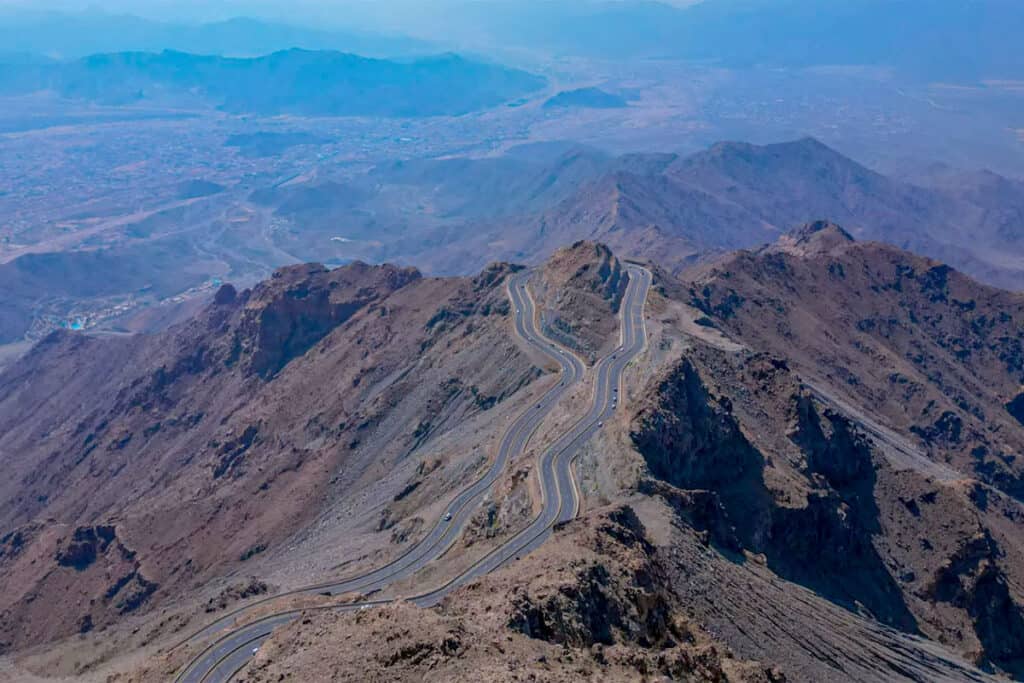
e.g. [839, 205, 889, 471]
[4, 233, 1024, 681]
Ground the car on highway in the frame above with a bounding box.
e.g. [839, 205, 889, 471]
[251, 647, 259, 655]
[444, 512, 452, 521]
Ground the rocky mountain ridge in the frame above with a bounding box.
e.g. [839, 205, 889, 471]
[0, 256, 548, 659]
[616, 223, 1024, 677]
[3, 231, 1024, 682]
[385, 138, 1024, 291]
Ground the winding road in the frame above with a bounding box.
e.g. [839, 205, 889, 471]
[174, 265, 652, 683]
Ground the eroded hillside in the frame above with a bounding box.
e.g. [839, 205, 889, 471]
[0, 258, 550, 663]
[613, 224, 1024, 678]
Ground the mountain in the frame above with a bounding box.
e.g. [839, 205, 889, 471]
[382, 138, 1024, 290]
[543, 87, 628, 109]
[652, 223, 1024, 676]
[661, 138, 1024, 288]
[532, 241, 629, 361]
[414, 0, 1024, 82]
[686, 221, 1024, 499]
[0, 49, 547, 116]
[0, 11, 432, 60]
[0, 258, 541, 655]
[4, 237, 1024, 680]
[519, 164, 775, 264]
[0, 239, 214, 345]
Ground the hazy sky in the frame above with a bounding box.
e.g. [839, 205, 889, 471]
[0, 0, 702, 14]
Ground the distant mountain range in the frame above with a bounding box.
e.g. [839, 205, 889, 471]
[2, 137, 1022, 347]
[359, 138, 1024, 289]
[5, 3, 1023, 83]
[0, 12, 432, 60]
[424, 0, 1024, 82]
[0, 49, 547, 116]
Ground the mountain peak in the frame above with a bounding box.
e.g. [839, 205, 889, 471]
[790, 219, 855, 244]
[673, 137, 865, 182]
[792, 135, 830, 150]
[769, 220, 855, 257]
[548, 240, 618, 273]
[534, 240, 628, 361]
[703, 136, 830, 156]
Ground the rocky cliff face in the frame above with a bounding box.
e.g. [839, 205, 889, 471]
[791, 393, 873, 488]
[231, 262, 421, 378]
[631, 351, 917, 632]
[631, 358, 762, 491]
[923, 529, 1024, 673]
[507, 508, 682, 650]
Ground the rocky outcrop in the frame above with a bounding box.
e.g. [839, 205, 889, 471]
[770, 220, 855, 257]
[212, 283, 238, 306]
[1007, 390, 1024, 426]
[108, 570, 159, 614]
[0, 527, 28, 561]
[55, 525, 118, 570]
[791, 394, 873, 489]
[924, 530, 1024, 675]
[232, 262, 421, 378]
[211, 423, 260, 479]
[631, 353, 916, 631]
[203, 578, 269, 613]
[508, 508, 680, 649]
[631, 358, 761, 491]
[534, 241, 629, 360]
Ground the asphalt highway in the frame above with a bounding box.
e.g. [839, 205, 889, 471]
[410, 265, 653, 592]
[173, 266, 651, 683]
